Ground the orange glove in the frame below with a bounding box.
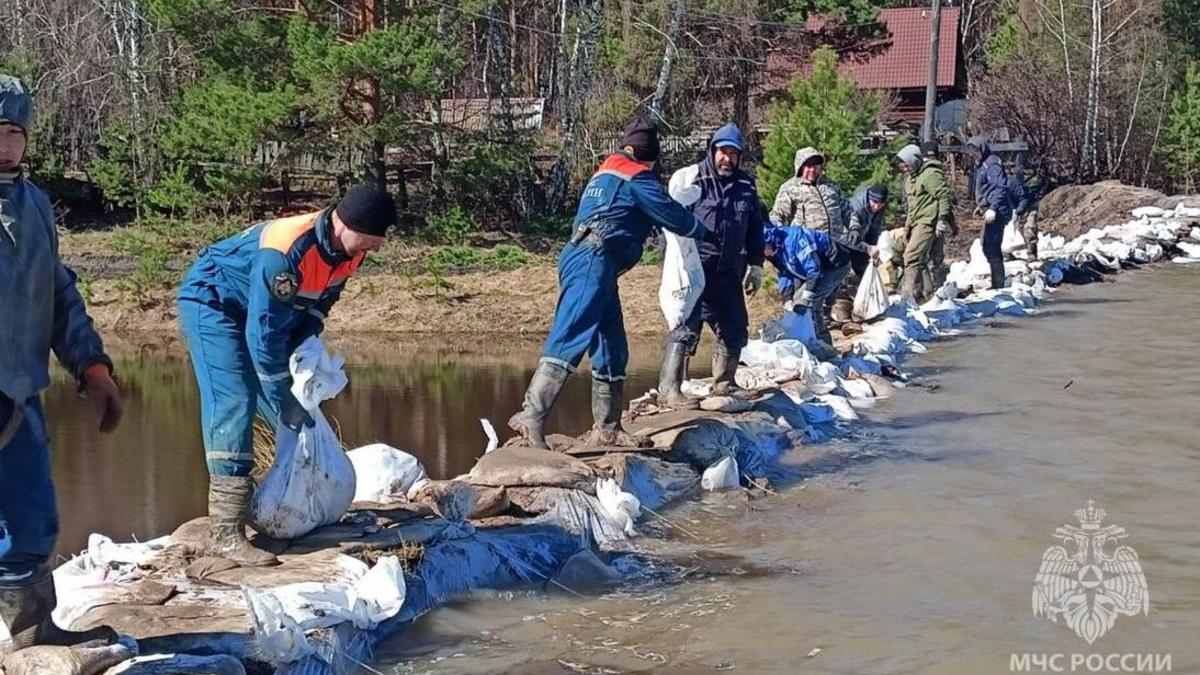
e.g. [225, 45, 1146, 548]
[82, 363, 124, 433]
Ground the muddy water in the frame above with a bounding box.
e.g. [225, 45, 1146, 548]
[42, 267, 1200, 675]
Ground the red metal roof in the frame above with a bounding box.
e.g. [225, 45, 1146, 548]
[767, 6, 962, 91]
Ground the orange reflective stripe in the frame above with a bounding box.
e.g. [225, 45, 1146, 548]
[594, 154, 651, 181]
[259, 212, 320, 252]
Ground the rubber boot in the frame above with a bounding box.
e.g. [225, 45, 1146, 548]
[207, 476, 280, 567]
[900, 268, 922, 306]
[711, 345, 751, 397]
[507, 361, 570, 449]
[989, 260, 1007, 290]
[657, 343, 699, 409]
[0, 568, 118, 654]
[585, 379, 651, 448]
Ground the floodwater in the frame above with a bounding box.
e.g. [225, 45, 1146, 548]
[44, 266, 1200, 674]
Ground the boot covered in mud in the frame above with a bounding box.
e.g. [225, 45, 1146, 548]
[710, 344, 752, 398]
[0, 567, 119, 655]
[507, 360, 570, 449]
[207, 475, 279, 568]
[900, 268, 923, 306]
[657, 342, 699, 409]
[585, 379, 651, 448]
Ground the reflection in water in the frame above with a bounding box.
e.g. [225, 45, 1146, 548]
[44, 337, 707, 557]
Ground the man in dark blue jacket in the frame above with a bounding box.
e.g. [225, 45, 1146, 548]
[658, 123, 767, 408]
[508, 116, 704, 448]
[967, 136, 1014, 289]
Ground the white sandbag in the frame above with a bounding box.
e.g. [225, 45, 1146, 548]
[659, 231, 705, 331]
[816, 394, 859, 421]
[837, 377, 875, 400]
[1175, 205, 1200, 218]
[1172, 256, 1200, 264]
[242, 555, 407, 664]
[852, 262, 889, 321]
[1144, 243, 1165, 261]
[741, 339, 817, 376]
[700, 396, 754, 413]
[681, 379, 713, 399]
[347, 444, 429, 503]
[252, 337, 356, 540]
[805, 361, 840, 395]
[1001, 217, 1026, 253]
[876, 228, 896, 263]
[668, 163, 702, 207]
[1131, 206, 1165, 218]
[596, 478, 641, 536]
[701, 456, 740, 492]
[1190, 227, 1200, 241]
[1178, 241, 1200, 258]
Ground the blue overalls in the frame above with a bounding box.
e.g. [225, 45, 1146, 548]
[177, 208, 362, 477]
[764, 225, 852, 310]
[975, 151, 1014, 267]
[1, 175, 111, 581]
[670, 124, 767, 352]
[540, 152, 703, 382]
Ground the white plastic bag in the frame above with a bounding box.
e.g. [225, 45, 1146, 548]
[1002, 216, 1026, 253]
[347, 444, 430, 503]
[596, 478, 641, 536]
[852, 262, 889, 321]
[659, 230, 706, 330]
[701, 456, 740, 491]
[668, 164, 702, 207]
[252, 337, 357, 540]
[875, 229, 895, 263]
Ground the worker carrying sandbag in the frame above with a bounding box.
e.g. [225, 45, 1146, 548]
[508, 115, 705, 450]
[0, 74, 126, 658]
[762, 225, 853, 349]
[178, 183, 396, 567]
[658, 123, 768, 409]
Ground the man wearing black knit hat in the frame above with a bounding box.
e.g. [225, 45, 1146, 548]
[177, 183, 395, 566]
[508, 115, 704, 450]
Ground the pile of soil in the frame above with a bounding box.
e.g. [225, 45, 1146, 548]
[1038, 180, 1168, 240]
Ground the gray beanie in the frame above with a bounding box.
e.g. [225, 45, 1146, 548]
[0, 76, 33, 131]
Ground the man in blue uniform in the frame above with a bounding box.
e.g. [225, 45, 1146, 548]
[508, 116, 704, 448]
[178, 183, 395, 566]
[658, 123, 767, 408]
[967, 136, 1015, 289]
[1, 75, 125, 657]
[762, 225, 852, 346]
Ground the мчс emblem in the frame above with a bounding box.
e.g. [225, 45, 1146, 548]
[1032, 500, 1149, 644]
[271, 272, 298, 302]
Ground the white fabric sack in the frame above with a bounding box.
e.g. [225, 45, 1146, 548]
[668, 163, 702, 207]
[1002, 217, 1026, 253]
[875, 229, 895, 263]
[852, 262, 889, 321]
[252, 337, 357, 540]
[701, 456, 740, 491]
[347, 444, 430, 503]
[659, 230, 706, 331]
[596, 478, 641, 536]
[1131, 206, 1165, 218]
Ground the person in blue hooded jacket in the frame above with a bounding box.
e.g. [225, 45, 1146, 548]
[508, 116, 704, 449]
[657, 123, 768, 409]
[967, 136, 1014, 289]
[177, 183, 395, 567]
[0, 75, 125, 658]
[762, 225, 852, 346]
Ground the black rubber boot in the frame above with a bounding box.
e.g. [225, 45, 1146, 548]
[0, 567, 118, 654]
[585, 379, 651, 448]
[207, 476, 280, 568]
[989, 260, 1007, 290]
[658, 343, 700, 409]
[507, 360, 570, 449]
[710, 345, 751, 397]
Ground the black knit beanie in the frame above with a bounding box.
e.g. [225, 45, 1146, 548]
[621, 116, 661, 162]
[335, 183, 397, 237]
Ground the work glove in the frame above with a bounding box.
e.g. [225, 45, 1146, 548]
[792, 302, 810, 317]
[936, 220, 950, 236]
[984, 208, 997, 224]
[280, 396, 315, 431]
[792, 288, 815, 316]
[81, 363, 123, 433]
[668, 164, 702, 207]
[743, 265, 763, 296]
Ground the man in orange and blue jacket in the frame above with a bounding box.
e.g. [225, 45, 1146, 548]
[177, 183, 395, 566]
[508, 116, 705, 449]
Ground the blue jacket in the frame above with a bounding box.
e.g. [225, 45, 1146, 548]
[690, 123, 766, 272]
[0, 175, 111, 403]
[975, 152, 1014, 213]
[572, 151, 703, 270]
[844, 186, 884, 252]
[763, 225, 849, 295]
[178, 208, 361, 414]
